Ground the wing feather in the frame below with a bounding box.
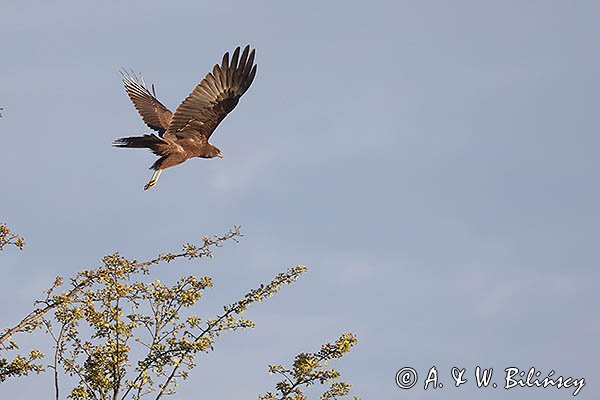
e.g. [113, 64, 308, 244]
[164, 45, 257, 141]
[231, 47, 240, 69]
[205, 72, 220, 96]
[237, 46, 249, 82]
[121, 71, 173, 135]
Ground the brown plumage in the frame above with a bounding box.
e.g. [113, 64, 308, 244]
[114, 45, 257, 190]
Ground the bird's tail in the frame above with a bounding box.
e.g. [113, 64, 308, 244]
[113, 134, 164, 150]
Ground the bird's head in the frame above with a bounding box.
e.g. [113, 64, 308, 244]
[209, 145, 223, 159]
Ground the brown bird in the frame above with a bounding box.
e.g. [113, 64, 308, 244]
[114, 45, 257, 190]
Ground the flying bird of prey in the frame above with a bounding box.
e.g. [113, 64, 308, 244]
[114, 45, 257, 190]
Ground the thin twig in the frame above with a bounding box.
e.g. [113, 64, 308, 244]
[54, 325, 65, 400]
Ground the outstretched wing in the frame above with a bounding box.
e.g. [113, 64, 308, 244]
[121, 71, 173, 135]
[163, 45, 257, 141]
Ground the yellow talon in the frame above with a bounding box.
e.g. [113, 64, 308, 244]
[144, 169, 162, 190]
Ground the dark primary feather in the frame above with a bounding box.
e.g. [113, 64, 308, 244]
[163, 45, 257, 141]
[121, 71, 173, 135]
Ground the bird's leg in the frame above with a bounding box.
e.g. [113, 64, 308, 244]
[144, 169, 163, 191]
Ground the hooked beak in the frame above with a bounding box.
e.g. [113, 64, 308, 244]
[216, 152, 223, 159]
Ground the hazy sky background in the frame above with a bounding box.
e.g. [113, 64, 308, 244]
[1, 1, 599, 399]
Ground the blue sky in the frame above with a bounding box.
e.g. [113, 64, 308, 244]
[1, 1, 599, 399]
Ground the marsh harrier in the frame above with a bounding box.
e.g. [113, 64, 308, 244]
[114, 45, 257, 190]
